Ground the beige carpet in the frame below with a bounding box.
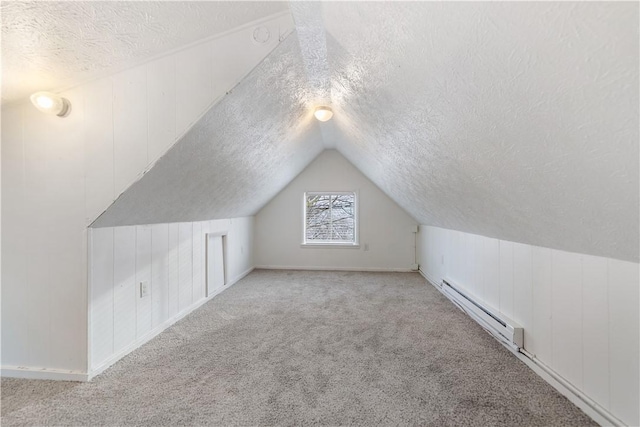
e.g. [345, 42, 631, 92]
[2, 270, 595, 426]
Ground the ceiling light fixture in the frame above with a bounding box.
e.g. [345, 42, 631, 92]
[30, 92, 71, 117]
[314, 106, 333, 122]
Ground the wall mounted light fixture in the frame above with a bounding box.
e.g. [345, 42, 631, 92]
[30, 92, 71, 117]
[314, 106, 333, 122]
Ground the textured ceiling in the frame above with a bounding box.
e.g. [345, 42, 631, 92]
[33, 1, 637, 262]
[290, 2, 330, 106]
[318, 1, 638, 262]
[1, 1, 288, 103]
[92, 33, 324, 227]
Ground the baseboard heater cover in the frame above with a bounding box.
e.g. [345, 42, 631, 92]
[442, 278, 524, 350]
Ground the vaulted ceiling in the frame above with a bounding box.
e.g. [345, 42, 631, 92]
[4, 2, 638, 262]
[1, 1, 288, 103]
[321, 2, 639, 262]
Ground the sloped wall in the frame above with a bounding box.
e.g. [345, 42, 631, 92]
[255, 150, 418, 271]
[322, 2, 639, 263]
[1, 13, 291, 376]
[91, 31, 325, 227]
[90, 217, 253, 376]
[418, 226, 639, 426]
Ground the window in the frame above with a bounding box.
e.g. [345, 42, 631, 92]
[303, 192, 358, 246]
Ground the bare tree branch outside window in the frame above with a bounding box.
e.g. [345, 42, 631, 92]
[305, 193, 355, 242]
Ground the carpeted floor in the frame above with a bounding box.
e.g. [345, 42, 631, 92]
[2, 270, 595, 426]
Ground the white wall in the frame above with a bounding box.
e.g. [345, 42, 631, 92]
[418, 225, 639, 426]
[1, 13, 291, 376]
[255, 150, 418, 271]
[90, 217, 253, 375]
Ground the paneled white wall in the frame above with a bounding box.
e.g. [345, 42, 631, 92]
[254, 150, 418, 271]
[1, 86, 88, 373]
[1, 13, 291, 375]
[90, 217, 254, 374]
[418, 225, 639, 426]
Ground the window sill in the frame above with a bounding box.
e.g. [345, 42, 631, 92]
[300, 243, 360, 249]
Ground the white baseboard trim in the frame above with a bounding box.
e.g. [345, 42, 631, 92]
[417, 268, 441, 288]
[418, 267, 621, 427]
[227, 266, 255, 287]
[89, 267, 254, 380]
[1, 366, 89, 382]
[513, 350, 623, 427]
[254, 265, 415, 272]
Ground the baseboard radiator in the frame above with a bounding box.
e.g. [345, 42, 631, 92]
[442, 278, 524, 350]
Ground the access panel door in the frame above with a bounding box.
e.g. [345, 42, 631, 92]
[206, 234, 225, 296]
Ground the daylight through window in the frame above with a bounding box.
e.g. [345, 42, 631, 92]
[304, 192, 357, 244]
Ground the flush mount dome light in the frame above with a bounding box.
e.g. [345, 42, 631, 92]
[314, 106, 333, 122]
[30, 92, 71, 117]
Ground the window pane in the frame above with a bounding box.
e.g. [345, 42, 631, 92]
[306, 194, 332, 241]
[305, 193, 355, 243]
[330, 194, 354, 241]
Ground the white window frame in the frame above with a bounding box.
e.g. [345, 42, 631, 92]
[301, 191, 359, 248]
